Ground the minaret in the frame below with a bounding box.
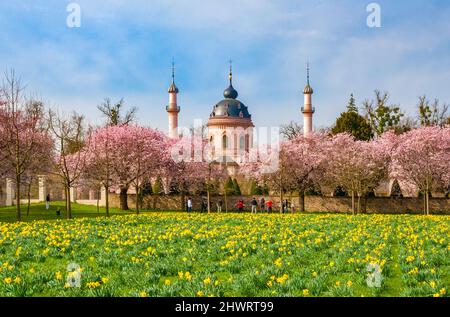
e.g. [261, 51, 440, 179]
[167, 60, 180, 139]
[302, 63, 315, 136]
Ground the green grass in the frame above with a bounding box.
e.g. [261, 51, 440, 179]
[0, 202, 134, 222]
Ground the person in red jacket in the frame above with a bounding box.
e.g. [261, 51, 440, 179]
[236, 199, 244, 212]
[266, 200, 273, 213]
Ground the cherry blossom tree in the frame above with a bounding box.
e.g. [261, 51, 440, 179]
[321, 134, 389, 214]
[391, 126, 450, 215]
[283, 133, 328, 212]
[95, 125, 168, 211]
[48, 110, 88, 219]
[0, 70, 53, 221]
[240, 144, 288, 213]
[167, 135, 227, 213]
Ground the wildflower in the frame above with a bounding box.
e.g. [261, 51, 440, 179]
[302, 289, 310, 296]
[197, 291, 204, 297]
[164, 279, 171, 286]
[214, 280, 220, 286]
[266, 281, 273, 287]
[312, 271, 318, 278]
[329, 261, 335, 267]
[274, 258, 283, 267]
[406, 256, 415, 263]
[203, 278, 211, 285]
[440, 288, 446, 295]
[101, 277, 109, 284]
[29, 267, 35, 274]
[184, 272, 192, 281]
[347, 281, 353, 287]
[4, 277, 12, 284]
[276, 274, 289, 284]
[55, 271, 62, 280]
[429, 281, 436, 288]
[335, 281, 341, 287]
[140, 291, 148, 297]
[14, 277, 21, 284]
[433, 293, 440, 298]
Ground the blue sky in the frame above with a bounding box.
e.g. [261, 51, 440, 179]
[1, 0, 449, 132]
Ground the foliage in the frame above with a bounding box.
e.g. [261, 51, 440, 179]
[332, 95, 373, 141]
[363, 90, 404, 136]
[97, 98, 137, 127]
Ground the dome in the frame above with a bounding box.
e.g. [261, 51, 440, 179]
[168, 82, 179, 94]
[303, 84, 313, 94]
[210, 98, 251, 119]
[223, 84, 238, 99]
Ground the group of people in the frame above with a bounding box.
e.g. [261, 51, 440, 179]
[185, 196, 296, 213]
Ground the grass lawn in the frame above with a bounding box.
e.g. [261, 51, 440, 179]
[0, 210, 448, 297]
[0, 202, 135, 222]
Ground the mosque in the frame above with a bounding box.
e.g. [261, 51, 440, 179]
[166, 62, 315, 164]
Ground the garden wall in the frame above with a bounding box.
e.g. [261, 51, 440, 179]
[108, 194, 450, 215]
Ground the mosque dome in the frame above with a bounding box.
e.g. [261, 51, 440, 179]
[209, 63, 252, 120]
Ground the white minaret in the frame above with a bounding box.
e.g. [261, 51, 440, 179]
[167, 60, 180, 139]
[302, 63, 315, 136]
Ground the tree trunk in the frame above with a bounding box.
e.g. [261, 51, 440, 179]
[66, 186, 72, 219]
[15, 177, 21, 222]
[351, 191, 355, 215]
[426, 191, 430, 216]
[119, 187, 129, 210]
[27, 182, 32, 217]
[224, 187, 228, 213]
[105, 186, 110, 217]
[135, 185, 140, 215]
[299, 191, 305, 212]
[181, 192, 186, 211]
[207, 189, 211, 214]
[357, 194, 361, 214]
[280, 191, 284, 213]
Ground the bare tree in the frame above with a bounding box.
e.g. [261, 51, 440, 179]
[48, 109, 88, 219]
[417, 95, 449, 127]
[280, 121, 303, 140]
[97, 98, 137, 126]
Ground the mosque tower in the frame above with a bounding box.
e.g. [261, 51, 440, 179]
[302, 63, 315, 136]
[166, 60, 180, 139]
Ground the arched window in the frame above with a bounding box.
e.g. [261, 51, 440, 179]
[222, 135, 228, 150]
[239, 136, 245, 150]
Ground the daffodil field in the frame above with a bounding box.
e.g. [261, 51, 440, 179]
[0, 213, 448, 297]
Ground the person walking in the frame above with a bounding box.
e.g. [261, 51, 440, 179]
[259, 197, 266, 213]
[291, 200, 296, 213]
[266, 200, 273, 213]
[217, 198, 223, 213]
[46, 194, 51, 210]
[200, 197, 207, 213]
[284, 200, 289, 214]
[187, 197, 193, 213]
[251, 197, 258, 214]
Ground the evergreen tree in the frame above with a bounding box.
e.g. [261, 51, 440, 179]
[249, 180, 263, 195]
[332, 95, 373, 141]
[152, 177, 163, 195]
[347, 93, 358, 113]
[224, 177, 235, 196]
[232, 179, 241, 196]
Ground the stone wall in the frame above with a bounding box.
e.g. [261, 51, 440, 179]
[108, 194, 450, 215]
